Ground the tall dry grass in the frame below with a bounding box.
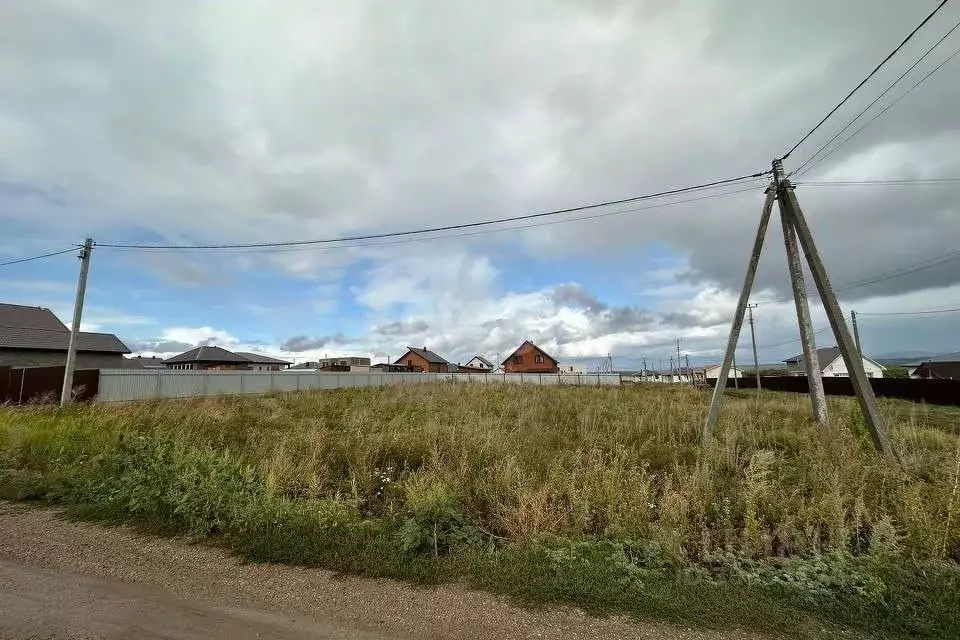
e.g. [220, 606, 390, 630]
[2, 383, 957, 562]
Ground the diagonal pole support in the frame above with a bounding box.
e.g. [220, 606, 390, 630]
[703, 184, 777, 441]
[779, 179, 898, 462]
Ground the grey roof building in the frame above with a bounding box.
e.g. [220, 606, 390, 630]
[164, 346, 291, 370]
[0, 302, 130, 368]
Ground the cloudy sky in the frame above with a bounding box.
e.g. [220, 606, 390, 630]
[2, 0, 958, 369]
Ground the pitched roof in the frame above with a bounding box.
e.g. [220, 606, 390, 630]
[163, 345, 250, 364]
[469, 354, 493, 367]
[502, 340, 557, 365]
[236, 351, 292, 365]
[914, 361, 960, 379]
[400, 347, 448, 365]
[125, 356, 166, 368]
[784, 347, 883, 371]
[0, 303, 68, 331]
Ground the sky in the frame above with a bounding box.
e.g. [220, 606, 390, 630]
[1, 0, 958, 370]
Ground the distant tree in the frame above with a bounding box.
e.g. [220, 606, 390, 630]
[884, 366, 909, 379]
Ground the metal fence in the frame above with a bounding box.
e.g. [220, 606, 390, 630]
[96, 370, 622, 402]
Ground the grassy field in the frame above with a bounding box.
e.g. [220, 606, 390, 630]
[1, 383, 959, 638]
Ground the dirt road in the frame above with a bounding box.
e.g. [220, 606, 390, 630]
[0, 502, 768, 640]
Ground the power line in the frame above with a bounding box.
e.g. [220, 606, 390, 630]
[781, 0, 951, 161]
[0, 247, 78, 267]
[834, 247, 960, 292]
[796, 178, 960, 186]
[796, 41, 960, 176]
[98, 181, 767, 255]
[96, 172, 770, 251]
[858, 306, 960, 316]
[792, 15, 960, 175]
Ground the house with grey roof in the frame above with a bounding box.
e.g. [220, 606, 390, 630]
[235, 352, 292, 371]
[163, 346, 292, 371]
[784, 346, 885, 378]
[0, 302, 130, 369]
[393, 346, 450, 373]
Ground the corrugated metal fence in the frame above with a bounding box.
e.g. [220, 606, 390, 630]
[96, 370, 622, 402]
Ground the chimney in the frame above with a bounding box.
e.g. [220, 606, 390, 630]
[423, 346, 427, 351]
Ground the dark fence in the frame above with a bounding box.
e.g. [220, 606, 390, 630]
[709, 375, 960, 406]
[0, 366, 100, 405]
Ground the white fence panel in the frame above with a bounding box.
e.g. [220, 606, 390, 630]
[98, 371, 159, 401]
[206, 372, 241, 396]
[159, 372, 206, 399]
[242, 373, 273, 394]
[298, 374, 320, 391]
[273, 374, 299, 392]
[95, 369, 621, 402]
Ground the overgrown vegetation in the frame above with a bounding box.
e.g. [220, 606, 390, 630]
[1, 384, 959, 638]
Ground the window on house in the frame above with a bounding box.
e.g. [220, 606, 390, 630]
[534, 354, 544, 364]
[512, 355, 523, 364]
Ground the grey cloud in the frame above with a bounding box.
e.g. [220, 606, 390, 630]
[551, 283, 606, 310]
[373, 319, 430, 336]
[127, 340, 194, 353]
[280, 334, 347, 352]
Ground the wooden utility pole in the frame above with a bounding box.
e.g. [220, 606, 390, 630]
[703, 161, 896, 463]
[61, 238, 93, 407]
[747, 303, 761, 391]
[732, 352, 739, 389]
[676, 339, 683, 384]
[774, 159, 827, 426]
[851, 310, 862, 355]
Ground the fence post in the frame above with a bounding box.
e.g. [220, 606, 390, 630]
[19, 368, 26, 404]
[155, 371, 162, 399]
[240, 372, 245, 395]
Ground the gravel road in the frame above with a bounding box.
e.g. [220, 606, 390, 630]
[0, 502, 770, 640]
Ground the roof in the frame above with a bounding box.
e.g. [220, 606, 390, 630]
[502, 340, 558, 365]
[399, 346, 448, 365]
[235, 352, 292, 365]
[469, 354, 493, 367]
[163, 345, 251, 364]
[125, 356, 166, 368]
[914, 361, 960, 379]
[0, 303, 68, 331]
[784, 347, 883, 372]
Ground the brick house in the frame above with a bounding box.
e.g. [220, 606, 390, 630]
[393, 346, 450, 373]
[0, 302, 130, 368]
[502, 340, 559, 374]
[235, 352, 292, 371]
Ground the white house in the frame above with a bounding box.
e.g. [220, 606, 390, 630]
[558, 363, 587, 374]
[465, 355, 493, 371]
[784, 347, 885, 378]
[700, 364, 744, 379]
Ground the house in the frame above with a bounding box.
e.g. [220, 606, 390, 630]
[464, 355, 493, 371]
[371, 362, 416, 372]
[784, 347, 885, 378]
[0, 302, 130, 368]
[125, 355, 166, 369]
[558, 363, 587, 374]
[700, 364, 744, 379]
[502, 341, 559, 374]
[235, 352, 292, 371]
[394, 346, 450, 373]
[913, 352, 960, 379]
[164, 346, 252, 370]
[317, 356, 371, 368]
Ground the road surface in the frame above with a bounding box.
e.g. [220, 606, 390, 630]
[0, 502, 768, 640]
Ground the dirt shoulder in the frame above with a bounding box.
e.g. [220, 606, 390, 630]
[0, 502, 772, 640]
